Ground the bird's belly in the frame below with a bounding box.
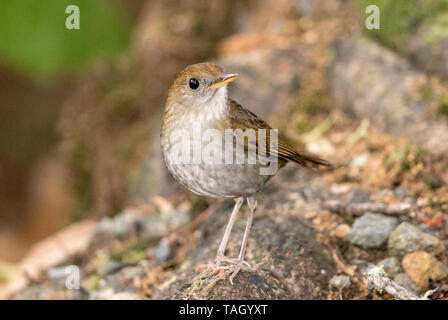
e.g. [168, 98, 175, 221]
[161, 120, 274, 198]
[165, 161, 270, 198]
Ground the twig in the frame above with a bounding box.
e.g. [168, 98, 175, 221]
[324, 240, 367, 295]
[364, 266, 419, 300]
[324, 200, 412, 216]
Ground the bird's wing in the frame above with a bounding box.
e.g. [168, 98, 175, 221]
[228, 100, 331, 168]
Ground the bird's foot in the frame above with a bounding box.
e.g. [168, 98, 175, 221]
[194, 255, 255, 289]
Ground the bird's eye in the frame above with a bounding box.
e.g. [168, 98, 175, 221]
[189, 78, 200, 90]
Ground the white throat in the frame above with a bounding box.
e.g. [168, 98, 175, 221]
[201, 86, 228, 121]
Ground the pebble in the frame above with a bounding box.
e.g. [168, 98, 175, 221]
[47, 266, 83, 288]
[95, 209, 191, 240]
[329, 275, 351, 290]
[346, 189, 370, 203]
[102, 261, 130, 275]
[393, 187, 409, 198]
[136, 209, 191, 237]
[402, 251, 448, 289]
[393, 273, 420, 294]
[331, 224, 351, 241]
[348, 213, 398, 248]
[96, 212, 135, 238]
[155, 238, 172, 263]
[377, 257, 401, 277]
[388, 222, 444, 255]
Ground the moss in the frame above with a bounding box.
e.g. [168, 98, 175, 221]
[186, 278, 205, 296]
[109, 237, 156, 263]
[356, 0, 448, 52]
[438, 95, 448, 116]
[386, 143, 427, 184]
[419, 84, 433, 101]
[423, 12, 448, 45]
[84, 274, 102, 291]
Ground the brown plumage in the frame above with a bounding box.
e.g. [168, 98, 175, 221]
[161, 62, 331, 287]
[228, 99, 331, 168]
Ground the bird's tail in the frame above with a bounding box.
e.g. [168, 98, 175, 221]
[299, 151, 332, 168]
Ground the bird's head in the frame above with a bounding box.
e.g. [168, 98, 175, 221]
[166, 63, 238, 111]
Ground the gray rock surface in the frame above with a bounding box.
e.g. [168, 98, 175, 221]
[328, 38, 448, 154]
[152, 170, 336, 299]
[348, 213, 398, 248]
[393, 273, 420, 294]
[388, 222, 444, 256]
[378, 257, 402, 277]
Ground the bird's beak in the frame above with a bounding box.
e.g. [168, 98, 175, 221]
[206, 73, 239, 90]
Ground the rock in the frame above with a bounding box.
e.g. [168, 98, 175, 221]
[331, 224, 351, 241]
[102, 261, 130, 276]
[393, 187, 409, 198]
[155, 238, 172, 263]
[348, 213, 398, 248]
[152, 193, 335, 299]
[136, 209, 191, 237]
[378, 257, 401, 277]
[354, 261, 376, 275]
[393, 273, 420, 294]
[346, 189, 370, 203]
[402, 251, 448, 290]
[329, 275, 351, 291]
[388, 222, 444, 256]
[96, 212, 135, 238]
[408, 24, 448, 82]
[47, 266, 84, 288]
[329, 38, 448, 155]
[417, 223, 441, 238]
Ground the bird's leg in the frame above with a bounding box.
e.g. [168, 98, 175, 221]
[194, 197, 243, 281]
[228, 196, 257, 284]
[199, 197, 257, 290]
[216, 197, 243, 259]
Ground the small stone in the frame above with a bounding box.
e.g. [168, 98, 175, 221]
[96, 212, 135, 238]
[347, 189, 370, 203]
[378, 257, 401, 277]
[417, 223, 440, 238]
[356, 262, 376, 275]
[402, 251, 448, 290]
[348, 213, 398, 248]
[102, 261, 129, 275]
[331, 224, 351, 241]
[329, 275, 351, 290]
[155, 238, 172, 263]
[393, 273, 420, 294]
[47, 266, 83, 288]
[388, 222, 444, 255]
[393, 187, 409, 198]
[349, 152, 370, 168]
[136, 209, 191, 237]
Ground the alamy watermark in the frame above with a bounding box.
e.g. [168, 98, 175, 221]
[65, 5, 80, 30]
[365, 5, 380, 30]
[65, 265, 80, 290]
[168, 125, 279, 176]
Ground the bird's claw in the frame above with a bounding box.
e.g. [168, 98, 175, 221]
[194, 255, 255, 288]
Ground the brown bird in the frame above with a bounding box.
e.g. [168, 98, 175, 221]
[161, 63, 330, 286]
